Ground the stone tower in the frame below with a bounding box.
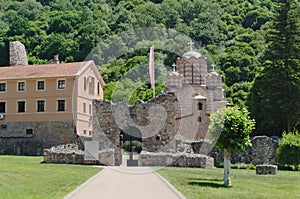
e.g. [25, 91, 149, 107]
[176, 51, 207, 85]
[9, 41, 28, 66]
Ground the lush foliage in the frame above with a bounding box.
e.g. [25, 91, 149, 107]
[276, 131, 300, 170]
[157, 167, 300, 199]
[249, 0, 300, 135]
[1, 0, 298, 136]
[0, 156, 101, 199]
[0, 0, 273, 105]
[209, 107, 255, 152]
[123, 140, 142, 153]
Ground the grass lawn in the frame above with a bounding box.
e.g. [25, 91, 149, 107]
[0, 155, 102, 199]
[157, 167, 300, 199]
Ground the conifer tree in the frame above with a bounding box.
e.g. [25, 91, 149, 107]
[249, 0, 300, 135]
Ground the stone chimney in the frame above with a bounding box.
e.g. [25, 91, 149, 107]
[9, 41, 28, 66]
[50, 54, 60, 64]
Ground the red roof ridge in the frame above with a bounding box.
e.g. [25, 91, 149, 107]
[0, 61, 90, 80]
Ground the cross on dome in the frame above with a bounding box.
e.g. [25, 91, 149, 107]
[211, 64, 216, 71]
[172, 63, 176, 72]
[188, 40, 194, 50]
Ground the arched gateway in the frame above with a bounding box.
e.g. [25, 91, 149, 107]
[92, 93, 177, 166]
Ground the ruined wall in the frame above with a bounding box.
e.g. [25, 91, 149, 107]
[209, 136, 279, 166]
[92, 93, 177, 165]
[9, 41, 28, 66]
[0, 120, 73, 155]
[139, 152, 214, 168]
[44, 144, 84, 164]
[43, 144, 115, 165]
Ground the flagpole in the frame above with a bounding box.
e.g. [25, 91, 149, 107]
[149, 44, 155, 98]
[153, 84, 155, 98]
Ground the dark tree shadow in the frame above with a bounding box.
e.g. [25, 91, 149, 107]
[188, 181, 229, 188]
[188, 177, 223, 182]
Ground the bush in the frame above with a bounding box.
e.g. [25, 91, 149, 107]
[276, 131, 300, 170]
[246, 163, 256, 170]
[123, 141, 142, 154]
[218, 162, 256, 170]
[278, 164, 295, 171]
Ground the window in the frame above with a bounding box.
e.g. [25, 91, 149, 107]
[18, 101, 25, 113]
[26, 129, 33, 135]
[97, 82, 100, 96]
[58, 80, 66, 89]
[0, 102, 6, 113]
[198, 102, 203, 110]
[89, 104, 92, 115]
[18, 82, 26, 91]
[83, 103, 86, 113]
[1, 124, 7, 130]
[83, 130, 87, 135]
[0, 83, 6, 92]
[37, 81, 45, 90]
[89, 77, 94, 95]
[57, 100, 65, 111]
[89, 131, 92, 136]
[37, 100, 45, 112]
[84, 77, 87, 91]
[198, 116, 202, 122]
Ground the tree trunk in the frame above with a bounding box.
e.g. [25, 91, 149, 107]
[286, 114, 292, 133]
[224, 148, 231, 186]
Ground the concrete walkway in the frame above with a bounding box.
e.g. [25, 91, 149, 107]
[65, 166, 185, 199]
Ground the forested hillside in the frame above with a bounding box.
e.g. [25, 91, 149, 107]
[0, 0, 299, 135]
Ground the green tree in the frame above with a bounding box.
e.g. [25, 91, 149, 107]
[249, 0, 300, 135]
[276, 131, 300, 170]
[209, 107, 255, 186]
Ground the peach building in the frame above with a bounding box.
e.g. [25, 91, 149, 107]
[0, 60, 105, 154]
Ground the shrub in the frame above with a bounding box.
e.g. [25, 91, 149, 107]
[218, 163, 255, 169]
[123, 141, 142, 154]
[219, 162, 224, 168]
[246, 163, 256, 170]
[278, 164, 296, 171]
[276, 131, 300, 170]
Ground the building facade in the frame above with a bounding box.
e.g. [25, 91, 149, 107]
[0, 58, 105, 155]
[166, 50, 228, 140]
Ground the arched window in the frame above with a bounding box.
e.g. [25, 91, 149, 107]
[198, 102, 203, 110]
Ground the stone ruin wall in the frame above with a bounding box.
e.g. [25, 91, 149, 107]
[209, 136, 279, 166]
[0, 121, 74, 155]
[92, 92, 177, 165]
[9, 41, 28, 66]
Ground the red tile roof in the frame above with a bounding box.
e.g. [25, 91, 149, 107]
[0, 62, 88, 80]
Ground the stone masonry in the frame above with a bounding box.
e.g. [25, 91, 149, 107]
[92, 93, 177, 165]
[139, 151, 214, 168]
[9, 41, 28, 66]
[0, 121, 73, 155]
[209, 136, 279, 166]
[256, 165, 278, 175]
[43, 144, 115, 165]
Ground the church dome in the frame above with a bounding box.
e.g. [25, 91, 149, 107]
[169, 71, 180, 76]
[183, 51, 201, 59]
[209, 71, 219, 76]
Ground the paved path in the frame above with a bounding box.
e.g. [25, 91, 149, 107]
[65, 166, 185, 199]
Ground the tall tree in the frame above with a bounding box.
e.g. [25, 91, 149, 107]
[249, 0, 300, 135]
